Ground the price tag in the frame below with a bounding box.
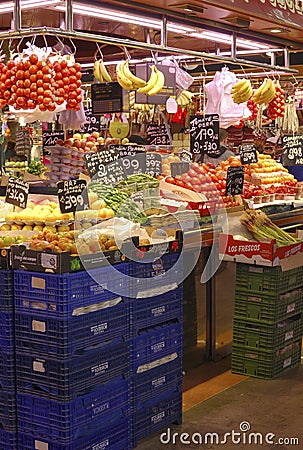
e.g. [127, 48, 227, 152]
[121, 153, 147, 176]
[5, 177, 29, 209]
[179, 149, 192, 162]
[80, 106, 100, 133]
[84, 150, 120, 178]
[225, 166, 244, 196]
[42, 131, 65, 148]
[190, 114, 220, 156]
[171, 162, 190, 178]
[95, 159, 126, 185]
[282, 135, 303, 166]
[146, 152, 162, 177]
[109, 144, 146, 158]
[239, 144, 258, 165]
[57, 180, 89, 214]
[146, 123, 171, 146]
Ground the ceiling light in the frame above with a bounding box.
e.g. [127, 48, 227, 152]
[270, 28, 283, 33]
[0, 0, 62, 13]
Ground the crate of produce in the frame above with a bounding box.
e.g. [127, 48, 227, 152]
[234, 288, 303, 324]
[131, 320, 182, 373]
[0, 270, 14, 312]
[132, 388, 182, 448]
[15, 298, 130, 357]
[14, 265, 130, 317]
[235, 263, 303, 295]
[131, 286, 182, 333]
[0, 311, 15, 353]
[130, 253, 183, 299]
[0, 390, 16, 432]
[0, 429, 18, 450]
[18, 416, 131, 450]
[232, 340, 302, 379]
[17, 377, 130, 442]
[132, 355, 182, 407]
[233, 314, 303, 351]
[0, 346, 15, 392]
[16, 339, 129, 400]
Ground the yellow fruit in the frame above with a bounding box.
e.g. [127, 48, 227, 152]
[58, 226, 71, 232]
[0, 224, 11, 231]
[23, 225, 33, 231]
[33, 225, 43, 231]
[11, 224, 23, 230]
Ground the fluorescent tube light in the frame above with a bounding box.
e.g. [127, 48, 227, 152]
[0, 0, 62, 13]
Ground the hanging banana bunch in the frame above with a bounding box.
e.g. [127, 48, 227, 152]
[116, 61, 166, 95]
[177, 90, 194, 107]
[231, 79, 253, 104]
[251, 78, 276, 105]
[93, 57, 112, 83]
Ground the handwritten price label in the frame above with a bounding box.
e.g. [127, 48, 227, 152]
[282, 135, 303, 166]
[226, 166, 244, 196]
[190, 114, 220, 156]
[5, 178, 29, 209]
[57, 180, 89, 213]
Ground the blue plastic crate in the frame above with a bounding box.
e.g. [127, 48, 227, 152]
[132, 356, 182, 407]
[0, 346, 15, 391]
[131, 321, 182, 373]
[14, 264, 130, 317]
[0, 311, 15, 353]
[16, 339, 129, 400]
[15, 298, 130, 357]
[0, 429, 17, 450]
[18, 417, 131, 450]
[132, 388, 182, 447]
[0, 390, 17, 431]
[17, 377, 130, 442]
[131, 286, 183, 333]
[130, 253, 183, 299]
[0, 270, 14, 312]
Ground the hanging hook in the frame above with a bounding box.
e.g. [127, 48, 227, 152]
[17, 36, 25, 55]
[95, 43, 103, 60]
[122, 46, 131, 61]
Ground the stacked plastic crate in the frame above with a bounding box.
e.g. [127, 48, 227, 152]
[130, 252, 183, 447]
[13, 265, 131, 450]
[0, 270, 18, 449]
[232, 263, 303, 379]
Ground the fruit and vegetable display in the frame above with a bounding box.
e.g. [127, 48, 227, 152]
[0, 47, 82, 112]
[27, 161, 46, 177]
[161, 154, 181, 177]
[0, 234, 28, 248]
[240, 209, 301, 247]
[5, 161, 27, 174]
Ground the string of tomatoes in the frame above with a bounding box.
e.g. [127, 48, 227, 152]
[0, 53, 82, 112]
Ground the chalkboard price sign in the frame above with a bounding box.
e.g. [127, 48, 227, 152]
[121, 152, 147, 177]
[84, 150, 120, 178]
[42, 131, 65, 148]
[171, 162, 190, 178]
[80, 107, 100, 133]
[282, 135, 303, 166]
[5, 177, 29, 209]
[225, 166, 244, 197]
[239, 144, 258, 165]
[146, 123, 171, 146]
[57, 180, 89, 214]
[95, 159, 126, 185]
[190, 114, 220, 156]
[146, 152, 162, 177]
[109, 144, 146, 158]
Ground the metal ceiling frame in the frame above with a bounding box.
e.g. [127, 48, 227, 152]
[1, 0, 297, 75]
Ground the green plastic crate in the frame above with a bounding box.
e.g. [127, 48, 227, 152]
[234, 288, 303, 324]
[232, 340, 302, 379]
[233, 314, 303, 351]
[236, 263, 303, 296]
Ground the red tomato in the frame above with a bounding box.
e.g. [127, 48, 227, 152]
[29, 65, 38, 74]
[37, 87, 44, 95]
[29, 74, 37, 83]
[36, 79, 43, 87]
[29, 54, 39, 65]
[29, 91, 38, 101]
[16, 70, 25, 80]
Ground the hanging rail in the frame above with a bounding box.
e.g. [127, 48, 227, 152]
[0, 27, 298, 75]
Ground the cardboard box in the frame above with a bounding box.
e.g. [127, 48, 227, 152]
[219, 233, 303, 269]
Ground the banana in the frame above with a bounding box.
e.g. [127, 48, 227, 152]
[98, 58, 112, 82]
[251, 79, 275, 104]
[137, 65, 158, 94]
[147, 66, 165, 96]
[182, 90, 194, 102]
[116, 63, 134, 90]
[121, 60, 146, 89]
[231, 79, 248, 93]
[93, 60, 103, 83]
[231, 79, 252, 104]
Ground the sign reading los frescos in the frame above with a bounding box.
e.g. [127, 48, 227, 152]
[203, 0, 303, 26]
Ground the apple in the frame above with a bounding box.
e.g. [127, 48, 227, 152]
[73, 139, 82, 148]
[91, 131, 100, 139]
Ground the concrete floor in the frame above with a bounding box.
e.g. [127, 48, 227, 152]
[136, 363, 303, 449]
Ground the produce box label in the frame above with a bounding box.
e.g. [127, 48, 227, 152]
[146, 152, 162, 177]
[84, 150, 119, 177]
[226, 166, 244, 196]
[239, 144, 258, 165]
[5, 177, 29, 209]
[57, 179, 89, 213]
[219, 234, 303, 267]
[146, 123, 171, 146]
[282, 135, 303, 166]
[190, 114, 219, 156]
